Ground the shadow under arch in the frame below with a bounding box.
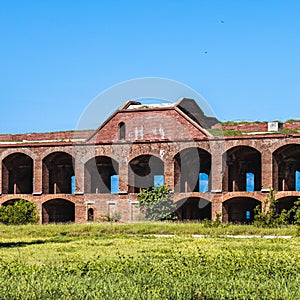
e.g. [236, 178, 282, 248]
[275, 196, 299, 223]
[42, 151, 75, 194]
[2, 153, 33, 194]
[84, 155, 119, 193]
[42, 198, 75, 224]
[175, 197, 211, 220]
[128, 154, 164, 193]
[174, 147, 211, 193]
[223, 146, 261, 192]
[223, 197, 261, 223]
[273, 144, 300, 191]
[1, 198, 32, 206]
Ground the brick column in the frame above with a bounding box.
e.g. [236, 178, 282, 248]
[119, 161, 128, 193]
[74, 158, 84, 193]
[210, 141, 224, 192]
[164, 158, 174, 190]
[33, 158, 42, 194]
[211, 194, 223, 221]
[261, 150, 272, 191]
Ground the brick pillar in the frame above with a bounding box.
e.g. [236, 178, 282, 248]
[164, 158, 174, 190]
[261, 150, 272, 191]
[119, 161, 128, 193]
[33, 158, 42, 194]
[75, 196, 86, 223]
[211, 193, 223, 221]
[74, 158, 84, 193]
[210, 141, 223, 192]
[210, 141, 225, 221]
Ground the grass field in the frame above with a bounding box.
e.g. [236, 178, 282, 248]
[0, 223, 299, 299]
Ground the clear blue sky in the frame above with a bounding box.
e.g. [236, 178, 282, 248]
[1, 0, 300, 133]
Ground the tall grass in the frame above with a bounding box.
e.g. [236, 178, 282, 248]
[0, 230, 299, 299]
[0, 222, 298, 239]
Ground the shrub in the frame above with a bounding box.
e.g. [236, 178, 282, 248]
[137, 185, 177, 221]
[254, 190, 300, 227]
[0, 199, 39, 225]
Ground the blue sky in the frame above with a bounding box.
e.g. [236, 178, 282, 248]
[1, 0, 300, 133]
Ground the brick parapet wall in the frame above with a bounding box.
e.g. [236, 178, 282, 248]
[0, 130, 93, 142]
[212, 122, 300, 132]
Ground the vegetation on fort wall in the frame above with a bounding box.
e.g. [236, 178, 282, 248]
[0, 224, 299, 299]
[254, 190, 300, 228]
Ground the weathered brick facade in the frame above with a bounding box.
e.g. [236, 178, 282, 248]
[1, 98, 299, 223]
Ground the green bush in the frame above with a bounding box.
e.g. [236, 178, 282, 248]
[0, 199, 39, 225]
[137, 185, 177, 221]
[254, 190, 300, 228]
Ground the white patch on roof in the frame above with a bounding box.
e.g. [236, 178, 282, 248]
[126, 103, 176, 109]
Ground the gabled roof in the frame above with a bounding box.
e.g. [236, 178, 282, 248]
[86, 98, 216, 143]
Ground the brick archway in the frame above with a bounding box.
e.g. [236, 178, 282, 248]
[84, 156, 119, 193]
[42, 152, 75, 194]
[223, 146, 261, 192]
[42, 198, 75, 224]
[174, 147, 211, 193]
[273, 144, 300, 191]
[223, 197, 261, 223]
[128, 154, 164, 193]
[2, 153, 33, 194]
[175, 197, 211, 220]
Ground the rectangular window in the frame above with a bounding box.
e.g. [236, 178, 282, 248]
[296, 171, 300, 191]
[199, 173, 209, 192]
[246, 210, 251, 220]
[111, 175, 119, 194]
[71, 176, 76, 194]
[246, 173, 254, 192]
[154, 175, 164, 187]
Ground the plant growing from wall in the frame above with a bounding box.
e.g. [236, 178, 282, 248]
[254, 190, 300, 227]
[137, 185, 177, 221]
[0, 199, 39, 225]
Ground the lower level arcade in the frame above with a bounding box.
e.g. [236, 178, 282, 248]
[0, 192, 299, 224]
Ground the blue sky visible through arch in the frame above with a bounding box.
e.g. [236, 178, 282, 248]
[296, 171, 300, 191]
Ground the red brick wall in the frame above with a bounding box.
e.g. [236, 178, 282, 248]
[0, 131, 93, 142]
[89, 108, 207, 144]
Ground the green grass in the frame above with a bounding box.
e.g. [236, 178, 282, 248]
[0, 223, 299, 299]
[0, 222, 298, 237]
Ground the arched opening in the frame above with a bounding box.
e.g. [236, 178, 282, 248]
[128, 155, 164, 193]
[174, 148, 211, 193]
[87, 208, 94, 221]
[119, 122, 126, 140]
[276, 196, 299, 223]
[223, 197, 261, 223]
[273, 144, 300, 191]
[84, 156, 119, 193]
[175, 197, 211, 220]
[224, 146, 261, 192]
[2, 198, 30, 206]
[42, 152, 74, 194]
[42, 199, 75, 223]
[2, 153, 33, 194]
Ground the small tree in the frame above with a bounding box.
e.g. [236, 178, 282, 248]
[254, 190, 300, 227]
[254, 189, 278, 227]
[0, 199, 39, 225]
[137, 185, 177, 221]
